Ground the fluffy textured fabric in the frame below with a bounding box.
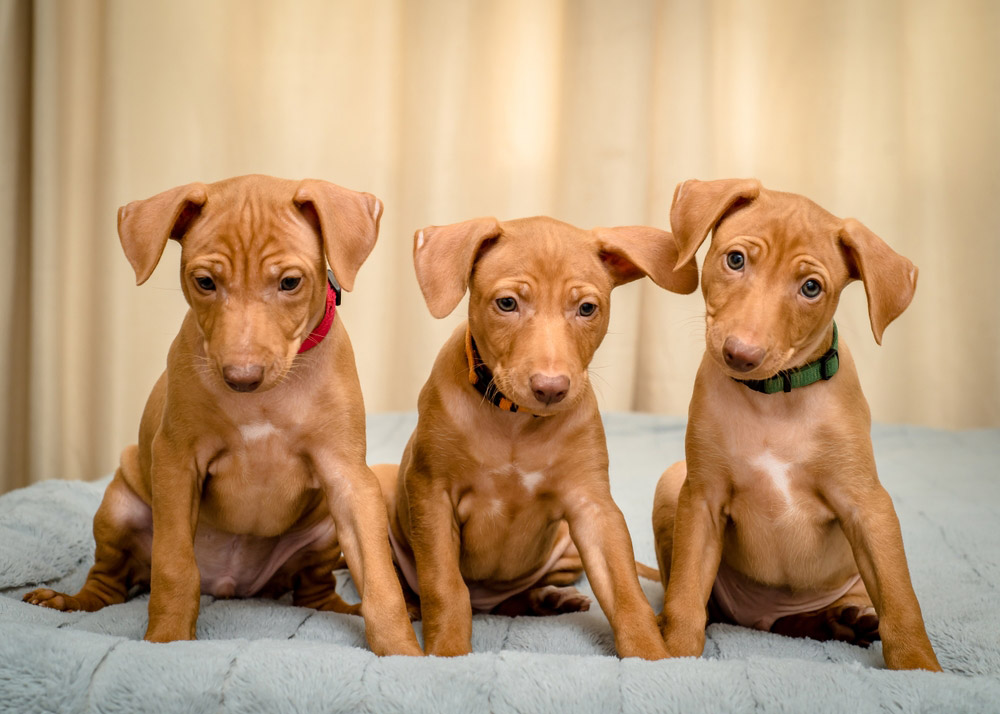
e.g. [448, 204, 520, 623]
[1, 413, 998, 713]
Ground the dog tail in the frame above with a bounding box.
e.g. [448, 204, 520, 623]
[635, 561, 661, 581]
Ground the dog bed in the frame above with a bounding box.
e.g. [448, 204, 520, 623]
[1, 412, 998, 713]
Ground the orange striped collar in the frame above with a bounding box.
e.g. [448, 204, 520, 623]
[464, 327, 542, 416]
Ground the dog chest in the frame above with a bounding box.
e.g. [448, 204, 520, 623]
[199, 425, 321, 537]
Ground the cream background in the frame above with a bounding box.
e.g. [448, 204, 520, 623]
[2, 0, 998, 493]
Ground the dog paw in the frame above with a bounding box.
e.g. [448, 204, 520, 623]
[528, 585, 591, 615]
[405, 600, 423, 621]
[23, 588, 79, 611]
[308, 594, 362, 616]
[831, 605, 880, 647]
[771, 603, 880, 647]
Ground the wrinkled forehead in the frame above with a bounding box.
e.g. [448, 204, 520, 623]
[184, 179, 316, 255]
[472, 217, 604, 286]
[714, 190, 843, 253]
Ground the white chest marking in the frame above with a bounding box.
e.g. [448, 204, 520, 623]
[416, 229, 426, 250]
[751, 451, 793, 507]
[519, 470, 544, 493]
[240, 421, 277, 443]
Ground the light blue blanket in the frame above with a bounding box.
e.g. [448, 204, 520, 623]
[2, 413, 998, 712]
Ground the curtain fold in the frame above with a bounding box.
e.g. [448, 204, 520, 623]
[2, 0, 998, 492]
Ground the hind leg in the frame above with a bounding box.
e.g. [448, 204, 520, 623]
[24, 452, 151, 612]
[290, 554, 362, 616]
[492, 522, 590, 617]
[770, 577, 879, 647]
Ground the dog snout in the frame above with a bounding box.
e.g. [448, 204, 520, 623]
[530, 373, 570, 405]
[222, 364, 265, 392]
[722, 337, 765, 373]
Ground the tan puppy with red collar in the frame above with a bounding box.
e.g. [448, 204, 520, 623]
[652, 178, 940, 671]
[374, 216, 696, 658]
[24, 175, 420, 656]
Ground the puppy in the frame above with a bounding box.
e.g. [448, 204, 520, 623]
[374, 216, 697, 658]
[652, 178, 940, 671]
[24, 175, 421, 656]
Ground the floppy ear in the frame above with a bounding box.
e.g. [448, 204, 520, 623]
[412, 217, 502, 318]
[591, 226, 698, 294]
[294, 179, 382, 292]
[669, 178, 762, 270]
[839, 218, 918, 345]
[117, 182, 208, 285]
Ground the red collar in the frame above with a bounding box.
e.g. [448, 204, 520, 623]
[298, 278, 337, 354]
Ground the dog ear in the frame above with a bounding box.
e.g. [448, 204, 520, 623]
[294, 179, 382, 292]
[592, 226, 698, 294]
[117, 183, 208, 285]
[670, 178, 762, 270]
[838, 218, 918, 345]
[413, 217, 503, 318]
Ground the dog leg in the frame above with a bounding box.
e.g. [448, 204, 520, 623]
[291, 560, 362, 615]
[284, 541, 361, 616]
[828, 478, 941, 671]
[24, 471, 144, 612]
[566, 486, 668, 660]
[659, 468, 727, 658]
[322, 458, 422, 656]
[405, 484, 473, 656]
[144, 437, 202, 643]
[651, 460, 687, 613]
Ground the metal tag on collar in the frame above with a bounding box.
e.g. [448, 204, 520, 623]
[327, 269, 342, 306]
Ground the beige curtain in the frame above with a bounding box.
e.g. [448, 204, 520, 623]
[2, 0, 997, 493]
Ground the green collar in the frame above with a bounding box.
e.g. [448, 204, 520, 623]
[735, 322, 839, 394]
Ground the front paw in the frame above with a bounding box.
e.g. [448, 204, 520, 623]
[426, 638, 472, 657]
[144, 625, 195, 642]
[883, 640, 942, 672]
[663, 623, 706, 658]
[612, 610, 671, 660]
[617, 629, 670, 660]
[144, 615, 197, 642]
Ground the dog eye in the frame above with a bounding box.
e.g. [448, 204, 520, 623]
[726, 251, 745, 271]
[280, 276, 302, 292]
[578, 302, 597, 317]
[801, 280, 822, 299]
[496, 297, 518, 312]
[194, 275, 216, 292]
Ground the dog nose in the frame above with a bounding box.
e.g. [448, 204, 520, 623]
[530, 374, 570, 405]
[223, 365, 264, 392]
[723, 337, 765, 373]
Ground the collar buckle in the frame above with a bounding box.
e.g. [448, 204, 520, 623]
[327, 269, 342, 306]
[819, 347, 839, 380]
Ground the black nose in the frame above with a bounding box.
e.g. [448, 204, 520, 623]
[723, 337, 765, 373]
[530, 373, 570, 405]
[223, 365, 264, 392]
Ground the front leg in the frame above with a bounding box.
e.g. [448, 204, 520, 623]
[319, 457, 422, 656]
[828, 478, 941, 671]
[564, 485, 667, 660]
[145, 434, 201, 642]
[660, 474, 727, 658]
[406, 481, 472, 656]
